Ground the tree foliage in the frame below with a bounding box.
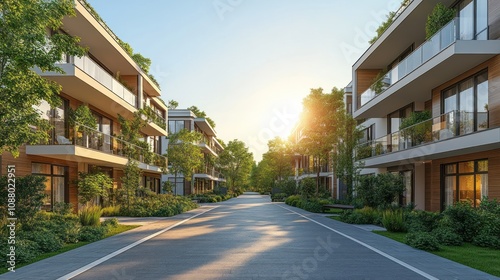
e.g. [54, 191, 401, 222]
[76, 171, 113, 206]
[0, 0, 86, 157]
[168, 100, 179, 110]
[167, 129, 204, 186]
[426, 3, 455, 39]
[187, 105, 216, 128]
[356, 173, 405, 208]
[299, 87, 345, 193]
[217, 140, 254, 193]
[0, 175, 47, 223]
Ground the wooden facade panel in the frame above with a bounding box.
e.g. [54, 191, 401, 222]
[489, 0, 500, 40]
[355, 69, 382, 94]
[487, 56, 500, 127]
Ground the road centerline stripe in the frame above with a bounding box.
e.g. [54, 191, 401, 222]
[56, 206, 219, 280]
[276, 204, 438, 280]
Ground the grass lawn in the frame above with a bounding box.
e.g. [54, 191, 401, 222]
[0, 224, 139, 274]
[374, 231, 500, 277]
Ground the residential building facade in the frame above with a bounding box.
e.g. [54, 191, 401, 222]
[163, 109, 225, 196]
[1, 0, 169, 212]
[290, 121, 335, 195]
[352, 0, 500, 211]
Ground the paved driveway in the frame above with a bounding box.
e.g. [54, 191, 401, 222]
[2, 194, 497, 279]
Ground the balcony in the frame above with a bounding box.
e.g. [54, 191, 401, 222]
[26, 123, 167, 172]
[194, 166, 225, 181]
[355, 18, 500, 118]
[142, 106, 167, 130]
[355, 110, 498, 167]
[37, 55, 139, 119]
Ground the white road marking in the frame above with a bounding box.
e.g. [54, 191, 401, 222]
[56, 206, 219, 280]
[277, 204, 439, 280]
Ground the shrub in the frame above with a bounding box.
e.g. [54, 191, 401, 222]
[102, 205, 121, 217]
[79, 206, 102, 227]
[299, 178, 316, 199]
[340, 207, 381, 225]
[406, 232, 440, 251]
[102, 217, 119, 228]
[285, 195, 301, 207]
[356, 173, 405, 209]
[20, 230, 64, 253]
[120, 194, 198, 217]
[277, 178, 298, 196]
[0, 175, 47, 224]
[53, 202, 74, 215]
[78, 226, 107, 242]
[479, 198, 500, 215]
[432, 227, 463, 246]
[271, 193, 287, 202]
[442, 202, 481, 242]
[13, 239, 40, 263]
[473, 211, 500, 249]
[405, 210, 441, 233]
[382, 210, 406, 232]
[26, 212, 81, 243]
[426, 3, 456, 39]
[301, 199, 323, 213]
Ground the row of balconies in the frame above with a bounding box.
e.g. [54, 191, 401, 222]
[355, 110, 489, 161]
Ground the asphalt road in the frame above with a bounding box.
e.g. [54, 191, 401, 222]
[68, 194, 434, 280]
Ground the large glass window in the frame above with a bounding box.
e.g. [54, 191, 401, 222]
[441, 70, 488, 135]
[442, 159, 488, 209]
[168, 120, 186, 134]
[457, 0, 488, 40]
[32, 163, 68, 210]
[34, 98, 69, 144]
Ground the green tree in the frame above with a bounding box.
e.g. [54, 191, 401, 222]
[0, 0, 86, 157]
[299, 87, 345, 194]
[187, 105, 216, 128]
[76, 171, 113, 206]
[264, 137, 294, 182]
[333, 113, 363, 201]
[217, 140, 254, 194]
[168, 100, 179, 110]
[166, 129, 204, 194]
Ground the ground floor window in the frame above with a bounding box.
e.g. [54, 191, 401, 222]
[168, 177, 185, 195]
[32, 163, 68, 210]
[442, 159, 488, 209]
[144, 176, 160, 194]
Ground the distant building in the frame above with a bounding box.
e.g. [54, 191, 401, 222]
[162, 109, 225, 195]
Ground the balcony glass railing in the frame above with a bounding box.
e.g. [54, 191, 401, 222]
[44, 122, 166, 168]
[58, 55, 137, 108]
[355, 110, 489, 160]
[359, 18, 460, 108]
[142, 106, 166, 130]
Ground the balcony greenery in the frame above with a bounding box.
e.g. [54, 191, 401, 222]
[141, 106, 167, 130]
[369, 70, 388, 94]
[426, 3, 456, 39]
[368, 0, 412, 44]
[400, 110, 432, 146]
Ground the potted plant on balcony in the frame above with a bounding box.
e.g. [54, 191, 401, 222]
[68, 105, 97, 146]
[400, 111, 432, 147]
[426, 3, 455, 39]
[370, 70, 388, 94]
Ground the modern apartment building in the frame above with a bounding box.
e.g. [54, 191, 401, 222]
[163, 109, 225, 196]
[290, 121, 334, 194]
[0, 0, 168, 212]
[352, 0, 500, 211]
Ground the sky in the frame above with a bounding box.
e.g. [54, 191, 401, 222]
[86, 0, 398, 162]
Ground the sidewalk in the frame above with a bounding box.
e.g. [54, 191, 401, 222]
[0, 206, 217, 280]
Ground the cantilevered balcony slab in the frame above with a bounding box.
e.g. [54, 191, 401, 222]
[141, 122, 168, 137]
[26, 145, 164, 173]
[39, 63, 137, 120]
[354, 40, 500, 119]
[361, 128, 500, 168]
